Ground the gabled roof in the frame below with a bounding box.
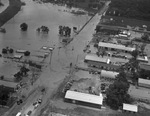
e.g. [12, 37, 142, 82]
[98, 42, 135, 52]
[65, 90, 103, 105]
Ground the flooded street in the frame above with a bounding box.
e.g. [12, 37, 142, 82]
[0, 0, 107, 116]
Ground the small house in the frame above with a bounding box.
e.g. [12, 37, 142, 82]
[138, 78, 150, 88]
[123, 103, 138, 113]
[13, 55, 23, 60]
[16, 50, 27, 53]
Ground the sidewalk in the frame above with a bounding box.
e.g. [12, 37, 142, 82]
[0, 0, 9, 13]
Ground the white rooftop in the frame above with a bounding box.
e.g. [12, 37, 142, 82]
[138, 78, 150, 86]
[123, 103, 138, 112]
[101, 70, 119, 79]
[13, 55, 23, 59]
[98, 42, 135, 52]
[16, 49, 27, 53]
[65, 90, 103, 105]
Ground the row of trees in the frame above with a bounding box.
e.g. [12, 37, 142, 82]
[106, 0, 150, 20]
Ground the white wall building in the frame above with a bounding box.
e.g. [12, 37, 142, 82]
[123, 103, 138, 113]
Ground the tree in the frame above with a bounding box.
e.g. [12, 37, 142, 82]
[2, 48, 7, 54]
[131, 49, 139, 60]
[141, 34, 149, 42]
[140, 43, 146, 56]
[20, 23, 28, 31]
[0, 75, 4, 80]
[20, 66, 29, 76]
[106, 80, 131, 110]
[9, 48, 14, 54]
[24, 51, 30, 56]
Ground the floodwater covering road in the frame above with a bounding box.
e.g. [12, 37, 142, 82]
[0, 0, 110, 116]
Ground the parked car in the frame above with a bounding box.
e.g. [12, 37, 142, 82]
[26, 111, 32, 116]
[16, 112, 21, 116]
[38, 98, 42, 104]
[33, 101, 39, 109]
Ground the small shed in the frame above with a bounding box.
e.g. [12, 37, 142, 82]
[65, 90, 103, 108]
[138, 78, 150, 88]
[13, 55, 23, 60]
[123, 103, 138, 113]
[16, 50, 27, 53]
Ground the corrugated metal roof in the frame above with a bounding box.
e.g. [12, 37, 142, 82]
[123, 103, 138, 112]
[0, 80, 18, 88]
[65, 90, 103, 105]
[139, 63, 150, 71]
[98, 42, 135, 52]
[101, 70, 119, 79]
[85, 54, 108, 63]
[138, 78, 150, 86]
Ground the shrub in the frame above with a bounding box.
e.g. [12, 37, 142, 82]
[24, 51, 30, 56]
[9, 48, 14, 53]
[2, 48, 7, 54]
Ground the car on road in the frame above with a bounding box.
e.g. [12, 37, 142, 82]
[38, 98, 42, 104]
[33, 101, 39, 109]
[26, 111, 32, 116]
[16, 112, 21, 116]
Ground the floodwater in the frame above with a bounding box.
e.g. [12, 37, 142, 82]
[0, 0, 103, 115]
[0, 0, 101, 75]
[0, 0, 90, 50]
[0, 0, 9, 13]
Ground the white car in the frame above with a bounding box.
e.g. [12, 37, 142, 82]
[16, 112, 21, 116]
[33, 101, 39, 109]
[38, 98, 42, 104]
[26, 111, 32, 116]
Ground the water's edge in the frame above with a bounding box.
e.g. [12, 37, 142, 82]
[0, 0, 22, 27]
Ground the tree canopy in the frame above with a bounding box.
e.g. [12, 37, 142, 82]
[106, 79, 131, 110]
[106, 0, 150, 20]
